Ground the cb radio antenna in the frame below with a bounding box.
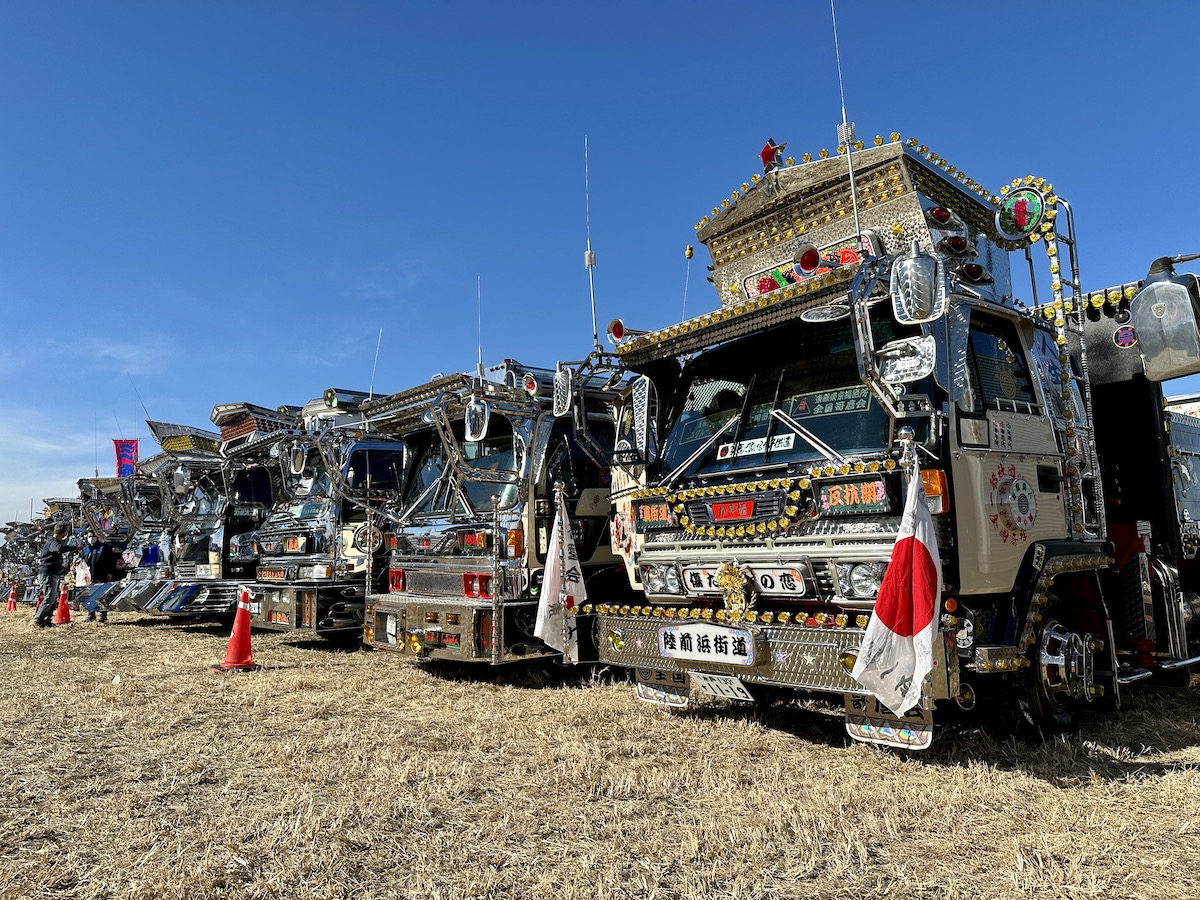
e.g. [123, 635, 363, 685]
[584, 136, 600, 350]
[831, 0, 864, 252]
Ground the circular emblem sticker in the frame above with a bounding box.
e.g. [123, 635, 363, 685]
[995, 188, 1046, 241]
[1113, 325, 1137, 349]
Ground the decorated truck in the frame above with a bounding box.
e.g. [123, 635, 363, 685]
[96, 455, 179, 612]
[360, 361, 630, 663]
[134, 419, 265, 619]
[555, 129, 1200, 749]
[74, 478, 132, 611]
[238, 390, 409, 641]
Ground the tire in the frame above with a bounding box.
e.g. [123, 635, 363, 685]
[1020, 595, 1090, 734]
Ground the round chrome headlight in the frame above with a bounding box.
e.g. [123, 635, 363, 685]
[663, 566, 681, 594]
[641, 565, 666, 593]
[849, 562, 884, 597]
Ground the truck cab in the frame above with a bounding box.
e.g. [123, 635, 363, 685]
[242, 391, 409, 641]
[561, 132, 1200, 749]
[362, 361, 630, 663]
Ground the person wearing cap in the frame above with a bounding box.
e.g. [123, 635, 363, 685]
[32, 522, 72, 628]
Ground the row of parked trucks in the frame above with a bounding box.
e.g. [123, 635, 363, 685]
[5, 131, 1200, 750]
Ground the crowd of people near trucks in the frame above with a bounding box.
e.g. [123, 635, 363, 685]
[3, 131, 1200, 751]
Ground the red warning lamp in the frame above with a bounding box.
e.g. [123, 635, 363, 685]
[927, 206, 953, 226]
[522, 373, 539, 395]
[959, 262, 994, 284]
[937, 235, 971, 255]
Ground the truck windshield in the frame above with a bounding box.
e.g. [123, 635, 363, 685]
[657, 316, 910, 480]
[402, 415, 520, 517]
[345, 447, 407, 492]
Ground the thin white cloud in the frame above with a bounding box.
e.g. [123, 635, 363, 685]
[0, 405, 115, 523]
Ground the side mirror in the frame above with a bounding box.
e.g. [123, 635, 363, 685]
[288, 446, 307, 476]
[891, 242, 948, 325]
[172, 467, 190, 495]
[553, 365, 574, 418]
[876, 335, 937, 384]
[631, 375, 658, 463]
[464, 397, 490, 443]
[1131, 277, 1200, 381]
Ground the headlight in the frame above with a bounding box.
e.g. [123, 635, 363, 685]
[849, 563, 885, 597]
[641, 564, 666, 593]
[640, 563, 682, 595]
[299, 564, 333, 579]
[663, 566, 681, 593]
[837, 562, 886, 598]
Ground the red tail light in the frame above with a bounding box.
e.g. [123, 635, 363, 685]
[389, 569, 406, 593]
[463, 573, 493, 599]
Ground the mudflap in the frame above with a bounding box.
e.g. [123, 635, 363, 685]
[634, 667, 689, 708]
[845, 693, 934, 750]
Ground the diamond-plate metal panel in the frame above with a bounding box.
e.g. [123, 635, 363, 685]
[596, 613, 868, 694]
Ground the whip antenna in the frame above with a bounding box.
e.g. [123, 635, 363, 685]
[831, 0, 863, 252]
[477, 276, 484, 379]
[368, 327, 383, 401]
[584, 136, 600, 350]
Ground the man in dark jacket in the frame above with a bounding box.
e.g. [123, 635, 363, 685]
[81, 533, 118, 622]
[33, 522, 72, 628]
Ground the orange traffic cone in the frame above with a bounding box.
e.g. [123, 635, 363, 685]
[211, 589, 261, 673]
[6, 585, 16, 612]
[53, 584, 71, 624]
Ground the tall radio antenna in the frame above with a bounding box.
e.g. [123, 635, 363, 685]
[368, 327, 383, 401]
[476, 276, 485, 379]
[831, 0, 863, 252]
[584, 136, 600, 350]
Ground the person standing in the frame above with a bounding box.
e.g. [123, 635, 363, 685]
[80, 533, 117, 622]
[33, 522, 72, 628]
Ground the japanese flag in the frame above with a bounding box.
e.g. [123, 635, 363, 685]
[851, 472, 941, 716]
[534, 495, 587, 663]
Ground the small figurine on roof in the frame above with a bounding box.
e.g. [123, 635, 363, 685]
[761, 138, 786, 174]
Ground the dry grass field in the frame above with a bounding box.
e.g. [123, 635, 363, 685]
[1, 609, 1198, 900]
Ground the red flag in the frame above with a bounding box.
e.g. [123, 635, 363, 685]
[114, 439, 139, 478]
[851, 472, 941, 715]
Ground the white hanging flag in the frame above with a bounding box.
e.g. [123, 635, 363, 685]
[851, 472, 942, 716]
[534, 494, 586, 663]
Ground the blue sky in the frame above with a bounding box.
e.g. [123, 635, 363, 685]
[2, 0, 1199, 522]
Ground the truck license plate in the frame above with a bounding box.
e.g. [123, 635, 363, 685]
[689, 672, 756, 702]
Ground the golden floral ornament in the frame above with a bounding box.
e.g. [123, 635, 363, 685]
[714, 561, 757, 618]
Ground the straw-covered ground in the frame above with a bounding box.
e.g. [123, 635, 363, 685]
[1, 609, 1198, 900]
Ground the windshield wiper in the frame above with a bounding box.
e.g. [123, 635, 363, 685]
[659, 414, 739, 487]
[768, 409, 849, 465]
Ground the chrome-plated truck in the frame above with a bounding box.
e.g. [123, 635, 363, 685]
[99, 454, 180, 612]
[239, 390, 409, 641]
[556, 130, 1200, 749]
[135, 419, 271, 619]
[361, 361, 631, 663]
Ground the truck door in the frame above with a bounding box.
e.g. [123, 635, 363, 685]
[950, 311, 1069, 594]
